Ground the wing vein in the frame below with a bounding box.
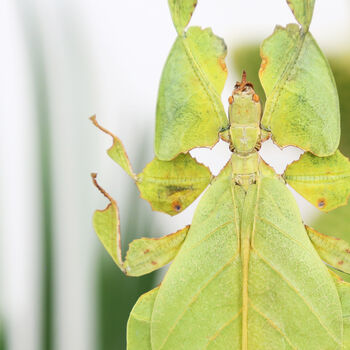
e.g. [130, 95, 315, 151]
[256, 215, 314, 256]
[204, 308, 242, 348]
[249, 300, 297, 350]
[157, 254, 239, 350]
[184, 219, 234, 252]
[252, 249, 341, 345]
[181, 37, 224, 127]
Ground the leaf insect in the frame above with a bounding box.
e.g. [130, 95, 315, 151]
[91, 0, 350, 348]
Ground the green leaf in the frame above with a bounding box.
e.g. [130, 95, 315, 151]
[155, 26, 228, 160]
[91, 174, 189, 276]
[137, 153, 212, 216]
[168, 0, 197, 35]
[148, 163, 342, 349]
[127, 287, 159, 349]
[286, 0, 315, 31]
[90, 115, 136, 180]
[259, 23, 340, 156]
[284, 150, 350, 212]
[306, 225, 350, 274]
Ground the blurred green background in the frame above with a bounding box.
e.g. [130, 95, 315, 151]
[0, 1, 349, 350]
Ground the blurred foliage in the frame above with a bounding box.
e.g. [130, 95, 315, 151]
[97, 254, 156, 350]
[17, 6, 54, 349]
[328, 55, 350, 154]
[232, 45, 350, 281]
[0, 323, 6, 350]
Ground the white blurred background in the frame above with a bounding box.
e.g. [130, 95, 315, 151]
[0, 1, 349, 349]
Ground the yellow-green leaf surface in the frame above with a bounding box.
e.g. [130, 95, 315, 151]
[314, 204, 350, 283]
[143, 161, 342, 349]
[306, 226, 350, 274]
[333, 274, 350, 349]
[260, 24, 340, 156]
[168, 0, 197, 35]
[124, 226, 189, 277]
[155, 26, 228, 160]
[90, 115, 136, 180]
[286, 0, 315, 31]
[137, 153, 212, 216]
[127, 287, 159, 350]
[91, 174, 189, 276]
[284, 150, 350, 212]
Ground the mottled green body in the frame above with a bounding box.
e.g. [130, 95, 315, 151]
[91, 0, 350, 349]
[228, 74, 261, 190]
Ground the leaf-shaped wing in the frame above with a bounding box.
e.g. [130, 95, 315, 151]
[137, 153, 212, 216]
[333, 274, 350, 349]
[127, 287, 159, 349]
[306, 225, 350, 274]
[259, 24, 340, 156]
[155, 26, 228, 160]
[147, 162, 342, 349]
[91, 174, 189, 276]
[150, 164, 243, 349]
[246, 172, 341, 349]
[286, 0, 315, 31]
[284, 150, 350, 211]
[168, 0, 197, 35]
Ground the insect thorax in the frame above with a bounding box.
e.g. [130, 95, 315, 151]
[231, 152, 259, 189]
[228, 73, 262, 189]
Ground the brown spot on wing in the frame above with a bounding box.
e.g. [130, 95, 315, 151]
[172, 200, 182, 212]
[338, 260, 344, 265]
[151, 261, 157, 265]
[317, 198, 326, 209]
[144, 249, 150, 254]
[346, 249, 350, 254]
